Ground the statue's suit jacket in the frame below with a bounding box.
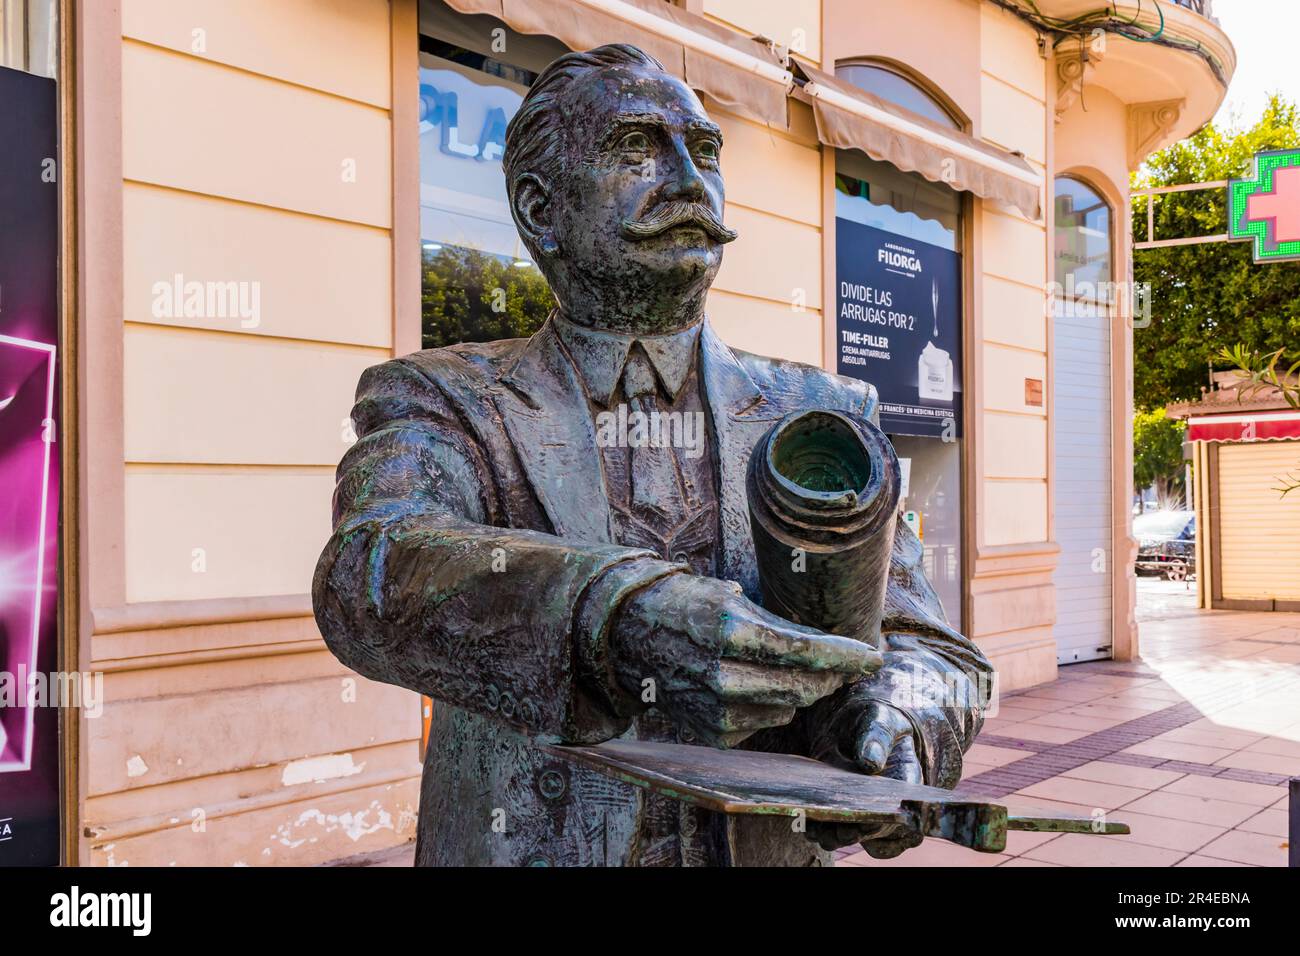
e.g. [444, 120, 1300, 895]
[313, 317, 991, 866]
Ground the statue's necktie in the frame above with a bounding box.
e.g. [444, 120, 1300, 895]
[621, 348, 686, 524]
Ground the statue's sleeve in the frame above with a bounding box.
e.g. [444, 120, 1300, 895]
[312, 357, 677, 744]
[800, 521, 992, 788]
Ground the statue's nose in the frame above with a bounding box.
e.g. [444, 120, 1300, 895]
[662, 140, 709, 203]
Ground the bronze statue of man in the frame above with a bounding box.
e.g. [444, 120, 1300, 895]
[313, 44, 991, 866]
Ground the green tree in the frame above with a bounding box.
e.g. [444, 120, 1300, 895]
[421, 245, 554, 349]
[1132, 95, 1300, 410]
[1133, 407, 1186, 507]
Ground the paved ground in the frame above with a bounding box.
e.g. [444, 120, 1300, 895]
[842, 577, 1298, 868]
[1132, 573, 1199, 620]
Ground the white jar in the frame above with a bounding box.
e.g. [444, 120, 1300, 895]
[917, 340, 954, 402]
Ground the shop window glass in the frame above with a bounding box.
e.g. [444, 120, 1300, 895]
[418, 7, 567, 348]
[834, 62, 964, 629]
[0, 0, 57, 78]
[1054, 176, 1113, 303]
[835, 150, 961, 252]
[892, 435, 963, 627]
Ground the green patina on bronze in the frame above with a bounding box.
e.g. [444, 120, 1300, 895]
[769, 411, 873, 498]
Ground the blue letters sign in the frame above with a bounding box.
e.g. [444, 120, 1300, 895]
[419, 82, 509, 162]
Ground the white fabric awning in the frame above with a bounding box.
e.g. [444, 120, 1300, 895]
[443, 0, 792, 125]
[438, 0, 1043, 219]
[794, 62, 1041, 220]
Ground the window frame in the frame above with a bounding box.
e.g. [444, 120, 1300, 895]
[834, 57, 968, 132]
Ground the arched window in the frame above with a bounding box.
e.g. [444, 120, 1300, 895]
[836, 60, 962, 130]
[1054, 176, 1113, 301]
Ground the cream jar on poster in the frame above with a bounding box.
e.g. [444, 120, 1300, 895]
[918, 340, 954, 402]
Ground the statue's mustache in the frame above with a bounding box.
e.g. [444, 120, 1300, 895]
[620, 201, 738, 244]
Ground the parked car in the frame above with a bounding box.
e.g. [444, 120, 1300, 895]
[1134, 510, 1196, 580]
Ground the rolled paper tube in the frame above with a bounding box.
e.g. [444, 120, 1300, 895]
[747, 410, 901, 649]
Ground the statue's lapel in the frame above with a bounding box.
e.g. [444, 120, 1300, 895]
[493, 317, 786, 571]
[699, 320, 783, 598]
[496, 318, 613, 543]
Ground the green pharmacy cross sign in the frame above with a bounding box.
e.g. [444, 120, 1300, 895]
[1229, 148, 1300, 263]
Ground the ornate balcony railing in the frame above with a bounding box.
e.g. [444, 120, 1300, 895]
[1169, 0, 1212, 16]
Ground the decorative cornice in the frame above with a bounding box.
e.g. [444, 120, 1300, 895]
[1055, 45, 1105, 123]
[1127, 98, 1185, 168]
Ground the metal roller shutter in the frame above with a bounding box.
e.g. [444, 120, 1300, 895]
[1051, 299, 1113, 663]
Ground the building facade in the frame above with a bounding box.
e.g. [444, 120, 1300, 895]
[0, 0, 1232, 864]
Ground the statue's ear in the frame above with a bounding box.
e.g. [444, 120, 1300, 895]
[512, 172, 558, 258]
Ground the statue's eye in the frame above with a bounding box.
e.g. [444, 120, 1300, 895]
[694, 139, 720, 163]
[618, 131, 652, 154]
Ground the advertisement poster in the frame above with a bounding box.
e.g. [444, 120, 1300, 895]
[835, 219, 962, 438]
[0, 66, 61, 866]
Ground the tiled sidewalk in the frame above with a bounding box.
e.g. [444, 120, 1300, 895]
[841, 603, 1300, 868]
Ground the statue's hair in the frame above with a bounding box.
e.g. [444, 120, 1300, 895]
[503, 44, 665, 262]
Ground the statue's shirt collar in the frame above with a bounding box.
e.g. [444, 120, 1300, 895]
[553, 314, 703, 408]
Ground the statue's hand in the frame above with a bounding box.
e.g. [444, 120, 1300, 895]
[607, 573, 881, 748]
[849, 701, 924, 781]
[805, 701, 927, 856]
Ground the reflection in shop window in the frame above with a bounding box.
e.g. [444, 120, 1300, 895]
[0, 0, 58, 78]
[892, 435, 963, 629]
[421, 243, 552, 348]
[834, 152, 962, 253]
[418, 30, 560, 347]
[1054, 176, 1113, 302]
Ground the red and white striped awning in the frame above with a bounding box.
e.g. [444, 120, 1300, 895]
[1187, 411, 1300, 443]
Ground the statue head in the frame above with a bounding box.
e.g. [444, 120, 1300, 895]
[504, 44, 736, 334]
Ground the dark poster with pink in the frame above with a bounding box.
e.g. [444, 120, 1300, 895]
[0, 65, 60, 865]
